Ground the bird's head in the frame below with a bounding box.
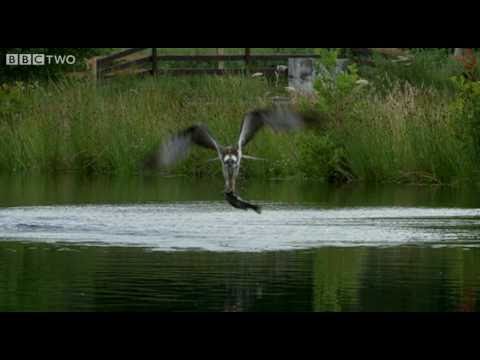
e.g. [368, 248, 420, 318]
[221, 147, 240, 172]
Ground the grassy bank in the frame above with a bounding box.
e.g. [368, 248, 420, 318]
[308, 48, 480, 185]
[324, 83, 479, 185]
[1, 49, 480, 185]
[0, 76, 297, 178]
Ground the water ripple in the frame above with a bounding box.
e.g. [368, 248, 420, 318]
[0, 204, 479, 251]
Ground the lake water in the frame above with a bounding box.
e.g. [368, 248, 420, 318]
[0, 174, 479, 311]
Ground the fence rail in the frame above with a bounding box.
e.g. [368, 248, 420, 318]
[95, 48, 321, 80]
[97, 48, 149, 67]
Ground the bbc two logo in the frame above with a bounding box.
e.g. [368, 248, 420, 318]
[5, 54, 76, 66]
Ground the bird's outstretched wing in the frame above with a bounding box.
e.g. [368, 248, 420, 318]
[238, 107, 311, 150]
[144, 124, 221, 169]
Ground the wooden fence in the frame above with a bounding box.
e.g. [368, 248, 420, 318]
[94, 48, 322, 80]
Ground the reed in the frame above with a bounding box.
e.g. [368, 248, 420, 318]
[1, 71, 479, 186]
[334, 83, 479, 184]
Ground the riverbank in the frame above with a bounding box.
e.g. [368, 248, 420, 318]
[1, 49, 479, 185]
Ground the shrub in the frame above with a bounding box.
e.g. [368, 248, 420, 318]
[358, 48, 465, 93]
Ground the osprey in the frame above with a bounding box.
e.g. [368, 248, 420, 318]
[144, 105, 316, 209]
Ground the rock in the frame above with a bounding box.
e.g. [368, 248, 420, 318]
[288, 58, 316, 95]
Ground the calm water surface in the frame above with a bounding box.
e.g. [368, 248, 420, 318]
[0, 174, 479, 311]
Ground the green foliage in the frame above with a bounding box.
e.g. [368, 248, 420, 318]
[314, 48, 339, 69]
[0, 81, 39, 117]
[295, 132, 353, 182]
[0, 76, 273, 175]
[313, 48, 366, 116]
[322, 82, 478, 184]
[359, 48, 465, 93]
[2, 48, 480, 186]
[294, 48, 480, 186]
[449, 76, 480, 160]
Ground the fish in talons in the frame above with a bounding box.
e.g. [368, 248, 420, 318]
[143, 105, 320, 213]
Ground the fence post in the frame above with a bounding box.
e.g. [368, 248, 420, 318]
[217, 48, 224, 70]
[89, 56, 99, 82]
[152, 48, 157, 76]
[245, 48, 251, 71]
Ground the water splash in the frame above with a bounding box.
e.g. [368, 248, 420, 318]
[1, 204, 480, 252]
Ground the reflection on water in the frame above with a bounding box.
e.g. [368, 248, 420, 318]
[1, 173, 480, 208]
[0, 243, 478, 312]
[0, 174, 479, 311]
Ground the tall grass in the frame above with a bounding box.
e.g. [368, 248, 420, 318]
[358, 48, 465, 94]
[302, 48, 480, 186]
[0, 76, 304, 179]
[334, 83, 479, 184]
[1, 54, 480, 186]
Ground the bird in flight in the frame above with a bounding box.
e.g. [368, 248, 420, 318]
[144, 105, 317, 212]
